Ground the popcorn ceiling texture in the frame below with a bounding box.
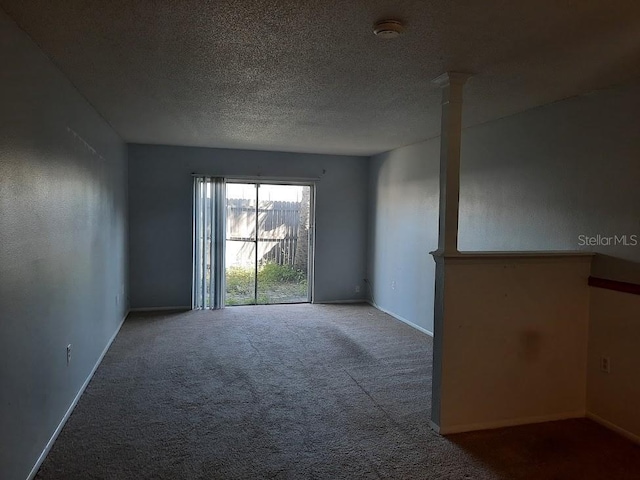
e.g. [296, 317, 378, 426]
[3, 0, 640, 155]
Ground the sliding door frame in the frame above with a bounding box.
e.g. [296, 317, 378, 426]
[225, 178, 316, 305]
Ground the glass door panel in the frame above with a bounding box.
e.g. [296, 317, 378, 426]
[225, 241, 256, 305]
[225, 183, 257, 305]
[256, 184, 311, 304]
[224, 182, 312, 306]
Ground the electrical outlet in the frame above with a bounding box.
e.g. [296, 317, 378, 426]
[391, 280, 396, 290]
[355, 285, 361, 293]
[66, 344, 72, 365]
[600, 356, 610, 373]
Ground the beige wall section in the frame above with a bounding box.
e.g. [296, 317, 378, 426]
[446, 82, 639, 439]
[438, 254, 592, 433]
[587, 288, 640, 443]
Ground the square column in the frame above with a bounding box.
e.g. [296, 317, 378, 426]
[432, 72, 470, 255]
[430, 72, 469, 431]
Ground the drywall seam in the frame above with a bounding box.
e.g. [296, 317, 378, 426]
[587, 412, 640, 446]
[368, 300, 434, 337]
[26, 311, 129, 480]
[438, 410, 586, 435]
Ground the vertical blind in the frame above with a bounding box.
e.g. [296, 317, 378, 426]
[192, 176, 225, 309]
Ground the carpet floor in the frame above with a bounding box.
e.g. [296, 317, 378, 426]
[37, 304, 640, 479]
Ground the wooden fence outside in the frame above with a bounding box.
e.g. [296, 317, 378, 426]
[226, 198, 309, 269]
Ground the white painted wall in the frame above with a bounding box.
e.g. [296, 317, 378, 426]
[438, 254, 591, 433]
[458, 83, 640, 283]
[367, 140, 440, 334]
[455, 82, 640, 438]
[588, 288, 640, 442]
[128, 144, 368, 308]
[0, 9, 128, 480]
[368, 82, 640, 437]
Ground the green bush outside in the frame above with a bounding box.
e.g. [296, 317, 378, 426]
[225, 266, 254, 293]
[259, 262, 306, 284]
[226, 262, 307, 305]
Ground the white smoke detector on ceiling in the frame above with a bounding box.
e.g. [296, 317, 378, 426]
[373, 20, 404, 38]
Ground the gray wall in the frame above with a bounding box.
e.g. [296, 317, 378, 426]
[128, 144, 368, 308]
[458, 83, 640, 282]
[367, 82, 640, 335]
[368, 141, 440, 334]
[0, 10, 128, 480]
[455, 83, 640, 438]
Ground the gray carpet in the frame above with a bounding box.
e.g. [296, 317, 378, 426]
[37, 304, 640, 479]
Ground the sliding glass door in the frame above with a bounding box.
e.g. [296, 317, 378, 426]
[194, 178, 313, 309]
[225, 182, 313, 306]
[225, 183, 258, 305]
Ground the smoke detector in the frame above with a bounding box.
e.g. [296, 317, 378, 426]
[373, 20, 404, 38]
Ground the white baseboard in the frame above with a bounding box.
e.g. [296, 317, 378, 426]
[27, 310, 129, 480]
[437, 410, 586, 435]
[428, 419, 441, 434]
[129, 306, 191, 312]
[367, 300, 434, 337]
[587, 412, 640, 445]
[315, 299, 367, 305]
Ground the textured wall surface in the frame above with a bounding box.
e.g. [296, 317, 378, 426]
[456, 85, 640, 437]
[128, 144, 368, 308]
[368, 141, 440, 333]
[458, 82, 640, 283]
[368, 82, 640, 334]
[368, 81, 640, 440]
[440, 255, 591, 432]
[588, 288, 640, 441]
[0, 10, 127, 480]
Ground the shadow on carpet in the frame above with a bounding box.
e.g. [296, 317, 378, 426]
[36, 304, 640, 479]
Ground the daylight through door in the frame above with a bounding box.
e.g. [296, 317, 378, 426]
[225, 182, 313, 305]
[193, 178, 313, 309]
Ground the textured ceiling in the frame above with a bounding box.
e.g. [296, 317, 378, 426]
[3, 0, 640, 155]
